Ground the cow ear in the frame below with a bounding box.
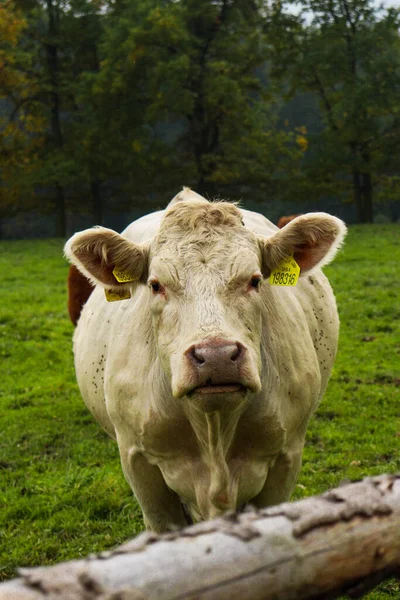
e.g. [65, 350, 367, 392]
[64, 227, 149, 289]
[259, 213, 347, 276]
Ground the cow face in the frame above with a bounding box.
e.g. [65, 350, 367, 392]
[65, 196, 346, 413]
[147, 201, 264, 411]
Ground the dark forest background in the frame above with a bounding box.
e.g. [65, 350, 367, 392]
[1, 0, 400, 239]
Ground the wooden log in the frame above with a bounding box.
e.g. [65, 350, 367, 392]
[1, 474, 400, 600]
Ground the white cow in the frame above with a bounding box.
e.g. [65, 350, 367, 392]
[65, 188, 346, 532]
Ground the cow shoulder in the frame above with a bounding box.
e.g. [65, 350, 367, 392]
[122, 210, 165, 243]
[240, 208, 278, 237]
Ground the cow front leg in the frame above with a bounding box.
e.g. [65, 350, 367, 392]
[252, 444, 304, 508]
[120, 449, 188, 533]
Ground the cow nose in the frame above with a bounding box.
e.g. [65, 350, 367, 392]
[188, 341, 243, 369]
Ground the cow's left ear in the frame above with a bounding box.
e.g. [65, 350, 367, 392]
[259, 213, 347, 276]
[64, 227, 149, 289]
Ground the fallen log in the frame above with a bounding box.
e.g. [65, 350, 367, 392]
[1, 474, 400, 600]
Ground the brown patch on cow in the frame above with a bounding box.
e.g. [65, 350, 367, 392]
[277, 214, 301, 229]
[68, 265, 94, 326]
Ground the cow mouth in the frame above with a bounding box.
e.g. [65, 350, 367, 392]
[190, 383, 246, 395]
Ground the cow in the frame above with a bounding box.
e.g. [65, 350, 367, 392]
[67, 265, 94, 326]
[277, 214, 301, 229]
[65, 188, 346, 532]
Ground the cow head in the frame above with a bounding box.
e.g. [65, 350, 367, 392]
[65, 192, 346, 413]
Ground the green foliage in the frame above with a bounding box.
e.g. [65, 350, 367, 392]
[0, 1, 46, 216]
[1, 0, 400, 227]
[0, 225, 399, 600]
[90, 0, 303, 200]
[268, 0, 400, 221]
[1, 0, 306, 225]
[0, 0, 108, 228]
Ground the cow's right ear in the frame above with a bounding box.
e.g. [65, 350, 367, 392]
[258, 213, 346, 277]
[64, 227, 149, 289]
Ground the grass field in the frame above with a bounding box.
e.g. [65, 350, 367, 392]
[0, 224, 399, 598]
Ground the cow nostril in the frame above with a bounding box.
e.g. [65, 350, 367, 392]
[231, 343, 242, 362]
[190, 346, 205, 365]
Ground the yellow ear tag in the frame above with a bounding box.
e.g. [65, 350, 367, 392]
[112, 266, 135, 283]
[269, 256, 300, 287]
[104, 288, 131, 302]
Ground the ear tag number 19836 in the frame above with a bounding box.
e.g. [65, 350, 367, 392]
[269, 257, 300, 287]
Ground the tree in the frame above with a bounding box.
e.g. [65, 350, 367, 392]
[57, 0, 108, 225]
[1, 0, 309, 235]
[0, 1, 46, 234]
[1, 0, 112, 236]
[268, 0, 400, 222]
[30, 0, 109, 234]
[92, 0, 305, 206]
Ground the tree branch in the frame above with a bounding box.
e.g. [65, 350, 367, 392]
[340, 0, 357, 34]
[311, 70, 339, 131]
[9, 96, 46, 121]
[1, 474, 400, 600]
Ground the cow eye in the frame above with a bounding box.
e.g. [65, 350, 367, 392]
[250, 276, 261, 289]
[150, 281, 161, 293]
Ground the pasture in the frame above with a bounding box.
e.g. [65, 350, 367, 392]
[0, 224, 399, 598]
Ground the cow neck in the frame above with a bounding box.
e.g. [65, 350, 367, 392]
[183, 404, 244, 509]
[183, 404, 242, 458]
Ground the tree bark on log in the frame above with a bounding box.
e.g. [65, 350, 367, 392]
[1, 474, 400, 600]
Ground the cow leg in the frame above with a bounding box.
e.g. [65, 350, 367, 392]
[251, 443, 304, 508]
[120, 449, 188, 532]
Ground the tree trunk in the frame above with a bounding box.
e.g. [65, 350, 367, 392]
[191, 2, 230, 195]
[352, 149, 374, 223]
[90, 177, 103, 225]
[359, 172, 373, 223]
[353, 168, 374, 224]
[1, 474, 400, 600]
[197, 171, 216, 198]
[89, 44, 103, 225]
[353, 167, 362, 220]
[54, 182, 66, 238]
[360, 152, 373, 223]
[45, 0, 67, 237]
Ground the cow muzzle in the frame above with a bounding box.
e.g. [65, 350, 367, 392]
[175, 338, 260, 409]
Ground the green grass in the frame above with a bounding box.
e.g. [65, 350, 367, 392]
[0, 226, 399, 598]
[294, 225, 400, 497]
[0, 240, 143, 579]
